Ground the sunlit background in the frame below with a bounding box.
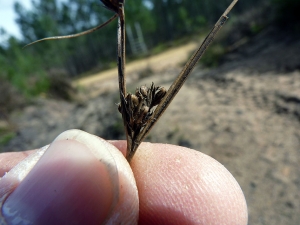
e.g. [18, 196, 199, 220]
[0, 0, 298, 94]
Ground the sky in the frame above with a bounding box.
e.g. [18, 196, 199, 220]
[0, 0, 32, 42]
[0, 0, 150, 45]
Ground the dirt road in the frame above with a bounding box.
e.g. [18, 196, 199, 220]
[74, 41, 198, 98]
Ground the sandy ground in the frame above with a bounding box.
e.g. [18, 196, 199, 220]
[74, 42, 198, 98]
[3, 27, 300, 225]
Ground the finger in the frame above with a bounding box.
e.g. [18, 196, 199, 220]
[0, 150, 36, 177]
[112, 141, 248, 225]
[0, 130, 138, 225]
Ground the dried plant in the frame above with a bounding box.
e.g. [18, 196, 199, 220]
[24, 0, 238, 162]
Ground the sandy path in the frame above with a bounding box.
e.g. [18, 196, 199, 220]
[74, 42, 198, 87]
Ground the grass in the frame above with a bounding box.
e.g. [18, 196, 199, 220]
[200, 44, 226, 68]
[0, 131, 15, 147]
[0, 121, 16, 150]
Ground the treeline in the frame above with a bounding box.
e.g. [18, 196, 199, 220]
[0, 0, 299, 98]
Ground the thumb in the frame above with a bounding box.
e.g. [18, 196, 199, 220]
[0, 129, 138, 225]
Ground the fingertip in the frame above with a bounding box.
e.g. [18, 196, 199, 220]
[1, 130, 139, 225]
[2, 133, 117, 225]
[109, 140, 127, 157]
[130, 143, 248, 225]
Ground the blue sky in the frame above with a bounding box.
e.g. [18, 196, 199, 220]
[0, 0, 32, 41]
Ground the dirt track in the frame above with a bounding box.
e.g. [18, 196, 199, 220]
[3, 27, 300, 224]
[74, 42, 198, 98]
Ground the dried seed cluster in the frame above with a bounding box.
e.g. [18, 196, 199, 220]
[118, 83, 166, 139]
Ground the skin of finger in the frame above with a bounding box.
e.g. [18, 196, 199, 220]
[101, 140, 139, 225]
[0, 151, 36, 177]
[0, 130, 139, 225]
[53, 129, 139, 225]
[2, 140, 116, 225]
[0, 146, 48, 203]
[1, 139, 248, 224]
[128, 142, 248, 225]
[0, 141, 126, 179]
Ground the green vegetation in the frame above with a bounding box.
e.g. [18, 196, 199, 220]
[0, 120, 16, 150]
[0, 37, 49, 98]
[0, 131, 15, 147]
[0, 0, 299, 103]
[201, 44, 226, 68]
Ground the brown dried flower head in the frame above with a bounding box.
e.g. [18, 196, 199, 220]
[118, 83, 166, 140]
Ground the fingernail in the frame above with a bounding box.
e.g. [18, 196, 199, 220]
[1, 130, 119, 225]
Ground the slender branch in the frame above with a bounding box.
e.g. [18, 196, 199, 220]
[117, 6, 126, 96]
[116, 2, 133, 158]
[23, 14, 118, 48]
[126, 0, 238, 161]
[223, 0, 238, 17]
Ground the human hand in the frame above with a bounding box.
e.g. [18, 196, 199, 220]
[0, 129, 247, 224]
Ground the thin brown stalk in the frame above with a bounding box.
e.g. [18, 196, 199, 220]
[116, 3, 133, 158]
[23, 14, 117, 48]
[126, 0, 239, 161]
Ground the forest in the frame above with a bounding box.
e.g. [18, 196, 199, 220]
[0, 0, 299, 99]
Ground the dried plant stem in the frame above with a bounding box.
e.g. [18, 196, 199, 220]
[23, 14, 118, 48]
[126, 0, 238, 161]
[117, 5, 126, 96]
[116, 4, 133, 157]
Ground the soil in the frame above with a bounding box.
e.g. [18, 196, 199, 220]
[2, 27, 300, 224]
